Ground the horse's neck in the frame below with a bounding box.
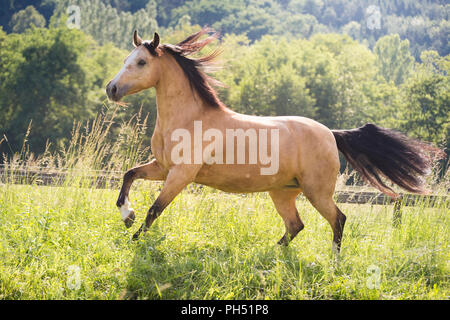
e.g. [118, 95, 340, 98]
[154, 64, 204, 131]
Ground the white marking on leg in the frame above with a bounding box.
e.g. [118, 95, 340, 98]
[332, 241, 340, 255]
[120, 196, 134, 221]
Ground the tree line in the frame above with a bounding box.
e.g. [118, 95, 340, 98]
[2, 0, 448, 58]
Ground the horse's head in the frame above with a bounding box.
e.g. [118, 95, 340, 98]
[106, 30, 161, 102]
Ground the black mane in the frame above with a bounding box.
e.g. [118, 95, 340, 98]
[145, 28, 224, 108]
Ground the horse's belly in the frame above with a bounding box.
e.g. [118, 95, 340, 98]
[194, 164, 296, 193]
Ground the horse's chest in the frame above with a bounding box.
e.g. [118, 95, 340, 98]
[151, 130, 175, 169]
[151, 131, 166, 164]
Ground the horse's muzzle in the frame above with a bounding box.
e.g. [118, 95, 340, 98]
[106, 81, 121, 101]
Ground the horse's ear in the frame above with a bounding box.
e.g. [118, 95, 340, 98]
[153, 32, 160, 48]
[133, 29, 143, 47]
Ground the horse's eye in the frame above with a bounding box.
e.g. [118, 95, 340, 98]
[138, 59, 146, 66]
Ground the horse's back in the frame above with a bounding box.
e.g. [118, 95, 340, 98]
[268, 115, 340, 174]
[231, 113, 338, 161]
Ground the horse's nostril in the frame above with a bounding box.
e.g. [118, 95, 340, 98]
[111, 85, 117, 95]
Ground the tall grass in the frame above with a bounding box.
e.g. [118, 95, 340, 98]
[1, 105, 150, 188]
[0, 109, 448, 300]
[0, 182, 447, 299]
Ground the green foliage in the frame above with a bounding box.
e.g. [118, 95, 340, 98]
[105, 0, 149, 13]
[218, 35, 315, 118]
[149, 0, 449, 59]
[218, 33, 391, 129]
[383, 14, 449, 60]
[374, 34, 414, 85]
[52, 0, 158, 50]
[167, 0, 321, 41]
[9, 5, 46, 33]
[2, 1, 448, 58]
[0, 1, 55, 33]
[0, 24, 127, 155]
[397, 51, 449, 150]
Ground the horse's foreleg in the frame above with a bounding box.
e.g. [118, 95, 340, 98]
[116, 159, 167, 227]
[269, 189, 304, 246]
[132, 164, 201, 240]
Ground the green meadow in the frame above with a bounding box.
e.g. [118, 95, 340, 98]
[0, 180, 448, 299]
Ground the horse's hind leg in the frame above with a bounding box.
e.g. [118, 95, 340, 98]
[303, 189, 346, 253]
[269, 189, 304, 246]
[116, 159, 166, 228]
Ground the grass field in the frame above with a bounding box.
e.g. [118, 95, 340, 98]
[0, 179, 448, 300]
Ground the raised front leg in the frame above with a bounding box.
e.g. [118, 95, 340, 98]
[132, 164, 201, 240]
[116, 159, 167, 227]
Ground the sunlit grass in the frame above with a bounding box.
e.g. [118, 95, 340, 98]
[0, 181, 448, 300]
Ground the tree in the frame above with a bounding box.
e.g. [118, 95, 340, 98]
[52, 0, 158, 50]
[0, 24, 127, 155]
[374, 34, 414, 85]
[397, 51, 449, 150]
[217, 35, 316, 118]
[288, 0, 324, 17]
[305, 33, 387, 129]
[9, 5, 46, 33]
[215, 32, 401, 130]
[341, 21, 361, 41]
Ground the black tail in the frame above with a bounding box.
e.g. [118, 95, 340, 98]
[332, 123, 444, 197]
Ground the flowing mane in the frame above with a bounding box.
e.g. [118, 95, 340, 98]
[149, 28, 224, 108]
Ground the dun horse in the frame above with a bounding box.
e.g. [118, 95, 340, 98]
[106, 29, 441, 252]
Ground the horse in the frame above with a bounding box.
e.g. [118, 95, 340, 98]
[106, 28, 441, 253]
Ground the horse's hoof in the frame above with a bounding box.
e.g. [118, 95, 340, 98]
[123, 211, 135, 228]
[119, 196, 135, 226]
[277, 236, 289, 246]
[132, 232, 140, 241]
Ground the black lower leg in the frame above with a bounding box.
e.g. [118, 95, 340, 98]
[333, 210, 346, 252]
[132, 201, 163, 240]
[278, 221, 304, 246]
[116, 169, 137, 207]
